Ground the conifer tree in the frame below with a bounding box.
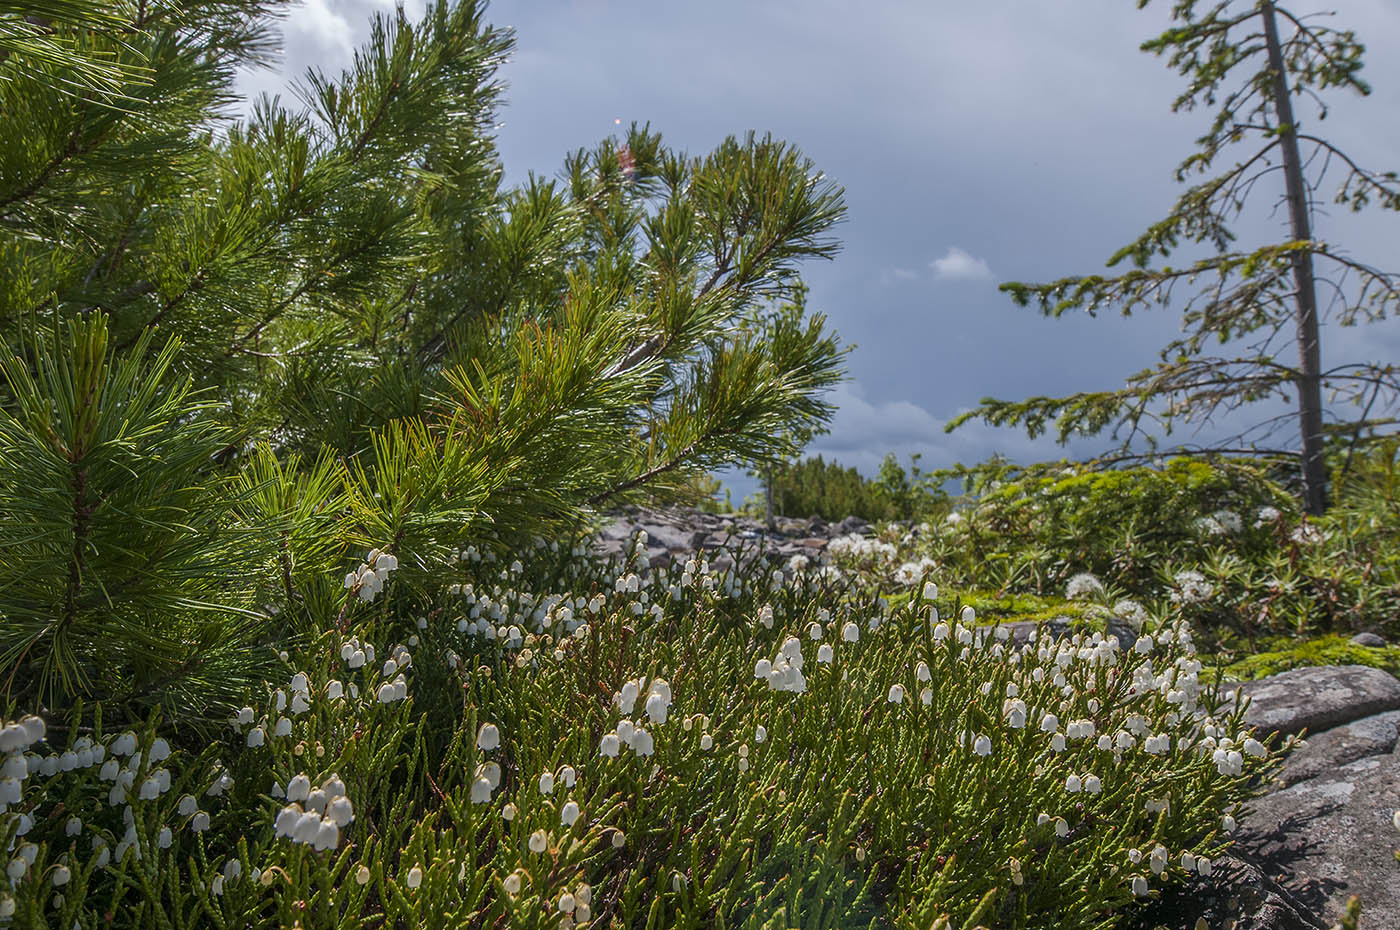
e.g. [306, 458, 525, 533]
[0, 1, 848, 718]
[950, 0, 1400, 514]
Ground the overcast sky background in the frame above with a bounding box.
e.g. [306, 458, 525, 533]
[238, 0, 1400, 501]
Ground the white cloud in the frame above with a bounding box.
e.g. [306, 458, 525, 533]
[930, 246, 991, 281]
[284, 0, 358, 57]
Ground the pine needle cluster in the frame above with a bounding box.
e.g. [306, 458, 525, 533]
[0, 0, 847, 721]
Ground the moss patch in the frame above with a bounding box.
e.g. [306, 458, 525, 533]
[1213, 634, 1400, 682]
[960, 590, 1098, 626]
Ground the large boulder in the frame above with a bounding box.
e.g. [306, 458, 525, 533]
[1272, 710, 1400, 788]
[1241, 747, 1400, 929]
[1226, 664, 1400, 736]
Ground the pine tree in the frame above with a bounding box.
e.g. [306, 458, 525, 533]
[0, 315, 271, 719]
[0, 1, 848, 718]
[949, 0, 1400, 514]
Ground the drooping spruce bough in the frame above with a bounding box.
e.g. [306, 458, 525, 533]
[950, 0, 1400, 516]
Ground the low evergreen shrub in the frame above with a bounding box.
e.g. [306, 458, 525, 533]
[0, 537, 1280, 929]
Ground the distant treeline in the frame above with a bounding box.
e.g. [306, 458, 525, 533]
[748, 453, 949, 523]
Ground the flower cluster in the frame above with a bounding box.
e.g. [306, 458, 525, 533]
[1111, 599, 1150, 631]
[1192, 510, 1242, 536]
[274, 773, 354, 851]
[1169, 569, 1215, 605]
[344, 548, 400, 602]
[470, 723, 505, 804]
[375, 642, 413, 704]
[600, 678, 672, 758]
[753, 636, 807, 694]
[1065, 572, 1105, 600]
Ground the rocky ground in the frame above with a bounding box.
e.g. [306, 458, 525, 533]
[595, 507, 1400, 930]
[590, 505, 867, 569]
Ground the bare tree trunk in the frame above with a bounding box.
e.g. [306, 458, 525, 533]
[1263, 1, 1329, 515]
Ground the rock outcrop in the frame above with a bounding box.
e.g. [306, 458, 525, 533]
[1229, 666, 1400, 930]
[1128, 664, 1400, 930]
[592, 506, 862, 571]
[1226, 664, 1400, 739]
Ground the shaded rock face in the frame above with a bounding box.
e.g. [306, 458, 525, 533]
[1131, 851, 1330, 930]
[1241, 751, 1400, 929]
[1204, 669, 1400, 930]
[1273, 710, 1400, 788]
[1140, 665, 1400, 930]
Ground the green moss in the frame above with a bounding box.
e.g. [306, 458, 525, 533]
[960, 590, 1097, 625]
[1215, 634, 1400, 682]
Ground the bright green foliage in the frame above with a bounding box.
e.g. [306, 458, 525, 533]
[0, 315, 272, 720]
[1215, 634, 1400, 682]
[958, 592, 1098, 627]
[891, 455, 1400, 646]
[0, 0, 848, 723]
[949, 1, 1400, 510]
[927, 458, 1289, 597]
[0, 1, 162, 98]
[1, 538, 1275, 929]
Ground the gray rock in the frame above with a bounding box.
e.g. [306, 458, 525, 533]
[1228, 665, 1400, 736]
[1273, 710, 1400, 787]
[1242, 750, 1400, 929]
[834, 515, 869, 535]
[633, 521, 693, 552]
[1126, 851, 1327, 930]
[1350, 631, 1387, 647]
[994, 616, 1138, 651]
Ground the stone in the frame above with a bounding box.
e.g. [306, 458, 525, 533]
[1350, 631, 1387, 647]
[834, 515, 869, 535]
[993, 617, 1138, 652]
[1272, 710, 1400, 788]
[633, 521, 693, 552]
[1126, 851, 1328, 930]
[1227, 665, 1400, 737]
[1241, 750, 1400, 929]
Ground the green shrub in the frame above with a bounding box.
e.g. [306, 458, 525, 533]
[1, 0, 850, 726]
[0, 318, 275, 720]
[898, 457, 1400, 645]
[927, 459, 1289, 596]
[0, 539, 1278, 929]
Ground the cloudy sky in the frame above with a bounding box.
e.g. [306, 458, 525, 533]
[238, 0, 1400, 497]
